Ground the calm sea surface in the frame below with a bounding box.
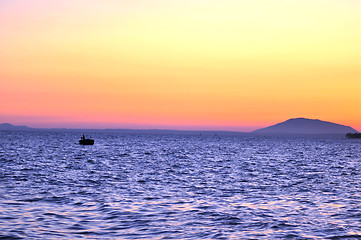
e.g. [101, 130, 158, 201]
[0, 131, 361, 239]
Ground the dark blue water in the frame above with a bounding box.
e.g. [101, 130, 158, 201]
[0, 131, 361, 239]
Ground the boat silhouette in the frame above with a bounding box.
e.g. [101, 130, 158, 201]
[79, 134, 94, 145]
[346, 133, 361, 139]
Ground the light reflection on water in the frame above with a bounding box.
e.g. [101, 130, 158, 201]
[0, 131, 361, 239]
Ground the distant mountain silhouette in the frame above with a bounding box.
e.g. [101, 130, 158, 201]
[0, 123, 31, 131]
[0, 123, 249, 135]
[253, 118, 359, 135]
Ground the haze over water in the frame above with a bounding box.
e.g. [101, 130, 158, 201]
[1, 130, 361, 239]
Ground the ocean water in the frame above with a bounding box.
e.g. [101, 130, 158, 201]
[0, 131, 361, 240]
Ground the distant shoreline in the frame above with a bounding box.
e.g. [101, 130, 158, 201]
[0, 126, 354, 139]
[0, 117, 359, 136]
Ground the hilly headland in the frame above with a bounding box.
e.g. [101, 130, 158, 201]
[253, 118, 359, 135]
[1, 118, 359, 136]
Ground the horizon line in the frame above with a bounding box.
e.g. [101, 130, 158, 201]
[0, 122, 253, 133]
[1, 118, 360, 134]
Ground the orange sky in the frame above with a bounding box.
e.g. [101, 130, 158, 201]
[0, 0, 360, 131]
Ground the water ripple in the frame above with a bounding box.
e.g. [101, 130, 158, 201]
[0, 131, 361, 239]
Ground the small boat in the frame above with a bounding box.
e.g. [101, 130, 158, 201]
[346, 133, 361, 139]
[79, 135, 94, 145]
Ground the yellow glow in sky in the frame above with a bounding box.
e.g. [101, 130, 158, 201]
[0, 0, 360, 131]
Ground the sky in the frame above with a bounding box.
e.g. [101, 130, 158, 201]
[0, 0, 360, 131]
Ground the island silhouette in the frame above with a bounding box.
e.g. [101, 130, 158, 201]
[253, 118, 359, 135]
[1, 118, 359, 136]
[0, 123, 31, 131]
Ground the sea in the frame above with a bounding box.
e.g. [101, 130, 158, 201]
[0, 130, 361, 239]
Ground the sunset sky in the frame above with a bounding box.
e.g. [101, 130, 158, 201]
[0, 0, 360, 131]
